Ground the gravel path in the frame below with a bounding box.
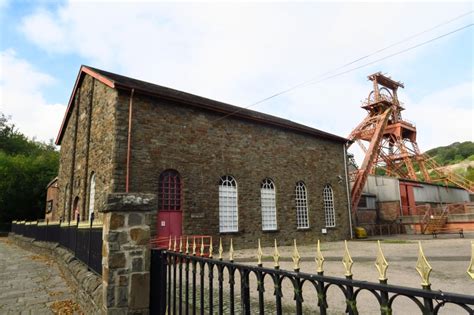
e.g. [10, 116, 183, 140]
[0, 238, 82, 314]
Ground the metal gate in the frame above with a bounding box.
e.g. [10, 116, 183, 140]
[150, 238, 474, 314]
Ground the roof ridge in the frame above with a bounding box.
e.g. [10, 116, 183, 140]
[56, 65, 349, 145]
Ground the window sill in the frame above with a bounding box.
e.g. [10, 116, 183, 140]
[219, 231, 240, 235]
[262, 229, 279, 233]
[296, 227, 311, 231]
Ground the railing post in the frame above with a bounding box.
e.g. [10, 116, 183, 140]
[87, 213, 94, 269]
[241, 269, 251, 315]
[379, 279, 391, 315]
[422, 284, 434, 315]
[74, 213, 79, 256]
[345, 275, 358, 315]
[66, 220, 70, 249]
[150, 249, 167, 315]
[256, 270, 265, 315]
[317, 271, 328, 315]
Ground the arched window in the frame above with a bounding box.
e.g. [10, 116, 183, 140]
[295, 181, 309, 228]
[261, 178, 277, 231]
[323, 185, 336, 227]
[219, 175, 238, 232]
[158, 170, 181, 211]
[88, 173, 96, 222]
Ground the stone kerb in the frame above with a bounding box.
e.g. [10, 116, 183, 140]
[101, 193, 157, 315]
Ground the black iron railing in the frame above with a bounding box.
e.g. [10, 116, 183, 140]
[11, 220, 102, 275]
[151, 249, 474, 315]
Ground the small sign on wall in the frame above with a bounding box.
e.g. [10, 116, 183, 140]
[321, 228, 327, 234]
[161, 221, 166, 227]
[190, 213, 205, 219]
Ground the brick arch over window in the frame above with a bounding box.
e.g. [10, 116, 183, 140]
[261, 178, 277, 231]
[219, 175, 238, 232]
[323, 184, 336, 227]
[295, 181, 309, 228]
[158, 170, 182, 211]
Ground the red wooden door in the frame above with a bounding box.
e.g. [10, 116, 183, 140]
[400, 183, 416, 215]
[157, 211, 182, 238]
[400, 183, 409, 216]
[157, 170, 183, 239]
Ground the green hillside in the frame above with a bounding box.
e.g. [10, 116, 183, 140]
[425, 141, 474, 182]
[425, 141, 474, 165]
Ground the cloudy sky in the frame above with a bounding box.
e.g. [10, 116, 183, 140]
[0, 1, 472, 161]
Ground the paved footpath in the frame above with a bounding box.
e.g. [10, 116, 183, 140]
[0, 238, 82, 314]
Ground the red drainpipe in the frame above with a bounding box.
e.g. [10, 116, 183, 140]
[125, 88, 135, 192]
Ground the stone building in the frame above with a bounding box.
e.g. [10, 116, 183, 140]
[44, 177, 59, 222]
[55, 65, 353, 246]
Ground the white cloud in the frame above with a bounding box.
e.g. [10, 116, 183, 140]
[403, 81, 474, 151]
[15, 1, 473, 155]
[0, 0, 9, 9]
[20, 9, 67, 52]
[0, 49, 65, 142]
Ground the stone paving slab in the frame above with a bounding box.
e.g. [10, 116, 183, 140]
[0, 238, 83, 314]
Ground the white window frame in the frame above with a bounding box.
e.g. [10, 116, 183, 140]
[323, 185, 336, 227]
[261, 178, 277, 231]
[88, 173, 96, 222]
[219, 175, 238, 232]
[295, 181, 309, 228]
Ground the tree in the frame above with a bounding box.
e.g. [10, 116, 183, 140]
[0, 113, 59, 229]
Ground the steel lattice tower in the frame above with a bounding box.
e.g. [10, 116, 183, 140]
[348, 72, 473, 212]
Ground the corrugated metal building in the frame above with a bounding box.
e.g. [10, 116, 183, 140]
[359, 175, 470, 223]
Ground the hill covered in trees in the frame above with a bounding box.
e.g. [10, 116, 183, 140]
[425, 141, 474, 182]
[0, 113, 59, 230]
[425, 141, 474, 165]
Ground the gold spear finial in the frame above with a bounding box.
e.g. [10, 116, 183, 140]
[209, 237, 213, 258]
[416, 241, 432, 287]
[185, 236, 189, 254]
[218, 238, 223, 260]
[257, 239, 263, 266]
[292, 239, 301, 271]
[375, 240, 389, 282]
[342, 240, 354, 277]
[168, 235, 172, 250]
[229, 238, 234, 262]
[467, 241, 474, 279]
[179, 236, 183, 253]
[273, 239, 280, 269]
[173, 236, 177, 252]
[200, 236, 205, 257]
[192, 237, 197, 256]
[316, 239, 325, 274]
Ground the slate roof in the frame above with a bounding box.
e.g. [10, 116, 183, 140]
[56, 65, 349, 145]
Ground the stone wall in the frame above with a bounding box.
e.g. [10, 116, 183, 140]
[356, 210, 377, 224]
[9, 234, 102, 314]
[101, 193, 156, 314]
[57, 75, 118, 223]
[114, 91, 351, 247]
[378, 201, 401, 221]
